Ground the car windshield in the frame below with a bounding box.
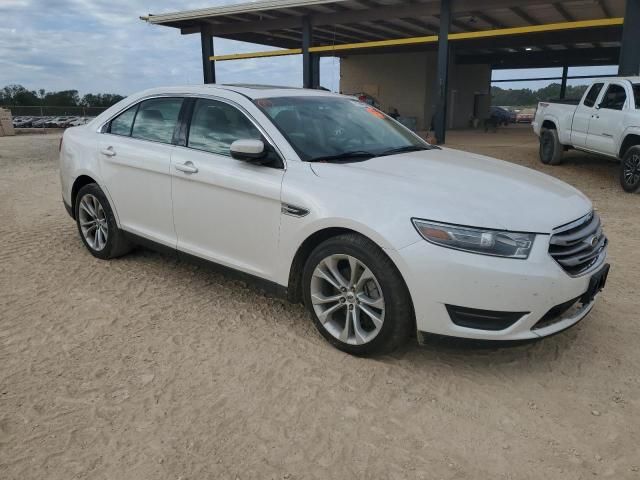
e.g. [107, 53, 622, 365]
[634, 84, 640, 109]
[254, 96, 431, 162]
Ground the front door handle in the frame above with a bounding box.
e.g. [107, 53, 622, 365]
[175, 161, 198, 174]
[100, 147, 116, 157]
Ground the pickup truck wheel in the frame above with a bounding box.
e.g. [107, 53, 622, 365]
[302, 234, 412, 356]
[539, 129, 563, 165]
[620, 146, 640, 193]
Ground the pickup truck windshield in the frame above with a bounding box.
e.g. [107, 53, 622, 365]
[634, 84, 640, 109]
[255, 96, 430, 162]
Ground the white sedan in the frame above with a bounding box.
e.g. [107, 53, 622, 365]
[59, 85, 609, 355]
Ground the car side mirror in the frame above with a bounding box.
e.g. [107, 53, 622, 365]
[230, 139, 266, 162]
[595, 104, 601, 110]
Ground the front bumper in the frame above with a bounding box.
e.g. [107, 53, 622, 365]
[386, 235, 607, 341]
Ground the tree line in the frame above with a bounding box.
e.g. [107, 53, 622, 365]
[491, 83, 589, 107]
[0, 84, 125, 108]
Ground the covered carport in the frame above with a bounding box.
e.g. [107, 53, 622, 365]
[143, 0, 639, 143]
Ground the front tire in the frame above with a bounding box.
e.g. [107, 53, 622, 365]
[302, 233, 413, 356]
[539, 129, 563, 165]
[75, 183, 132, 259]
[620, 146, 640, 193]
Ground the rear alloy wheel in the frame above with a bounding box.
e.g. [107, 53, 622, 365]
[539, 129, 563, 165]
[78, 193, 109, 251]
[75, 183, 132, 259]
[620, 146, 640, 193]
[303, 234, 413, 356]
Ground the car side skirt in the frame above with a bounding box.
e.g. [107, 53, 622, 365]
[121, 231, 290, 301]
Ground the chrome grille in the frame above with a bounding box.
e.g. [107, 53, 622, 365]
[549, 212, 607, 276]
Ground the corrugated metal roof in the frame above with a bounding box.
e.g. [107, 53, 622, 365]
[143, 0, 624, 57]
[145, 0, 347, 24]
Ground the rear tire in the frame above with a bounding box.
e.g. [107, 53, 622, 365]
[75, 183, 132, 259]
[302, 233, 413, 356]
[620, 146, 640, 193]
[539, 129, 563, 165]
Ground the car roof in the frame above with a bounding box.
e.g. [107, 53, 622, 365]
[129, 84, 339, 100]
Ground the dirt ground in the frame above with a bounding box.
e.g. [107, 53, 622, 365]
[1, 126, 639, 480]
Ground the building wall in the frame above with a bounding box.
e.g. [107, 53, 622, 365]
[340, 51, 491, 130]
[447, 63, 493, 129]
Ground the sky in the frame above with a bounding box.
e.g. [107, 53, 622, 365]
[0, 0, 341, 95]
[0, 0, 618, 96]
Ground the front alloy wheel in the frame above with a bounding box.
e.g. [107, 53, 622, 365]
[310, 254, 385, 346]
[302, 233, 413, 356]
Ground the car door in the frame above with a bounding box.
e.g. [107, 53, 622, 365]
[586, 82, 628, 156]
[571, 82, 604, 148]
[98, 97, 184, 247]
[170, 97, 285, 281]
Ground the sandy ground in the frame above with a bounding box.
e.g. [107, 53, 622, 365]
[1, 126, 639, 480]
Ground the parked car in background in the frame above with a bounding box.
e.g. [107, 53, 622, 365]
[516, 108, 536, 123]
[352, 92, 381, 109]
[46, 116, 76, 128]
[499, 106, 518, 123]
[13, 116, 34, 128]
[31, 117, 52, 128]
[533, 76, 640, 192]
[60, 85, 609, 355]
[69, 117, 91, 126]
[489, 106, 512, 125]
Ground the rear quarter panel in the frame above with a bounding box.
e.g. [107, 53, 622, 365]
[59, 126, 107, 214]
[534, 102, 576, 145]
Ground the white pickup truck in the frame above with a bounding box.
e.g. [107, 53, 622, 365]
[533, 76, 640, 192]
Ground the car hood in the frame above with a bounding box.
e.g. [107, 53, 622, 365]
[309, 147, 592, 233]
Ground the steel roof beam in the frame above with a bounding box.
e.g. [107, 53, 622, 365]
[184, 0, 563, 36]
[552, 3, 574, 21]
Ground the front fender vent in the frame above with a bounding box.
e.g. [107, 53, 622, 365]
[281, 203, 309, 218]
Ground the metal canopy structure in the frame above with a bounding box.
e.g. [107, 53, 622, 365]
[144, 0, 639, 143]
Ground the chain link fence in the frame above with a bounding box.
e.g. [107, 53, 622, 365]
[1, 105, 110, 129]
[2, 105, 108, 117]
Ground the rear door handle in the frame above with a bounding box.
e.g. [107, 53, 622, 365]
[175, 161, 198, 174]
[100, 147, 116, 157]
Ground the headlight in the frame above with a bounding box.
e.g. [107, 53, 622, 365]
[412, 219, 535, 259]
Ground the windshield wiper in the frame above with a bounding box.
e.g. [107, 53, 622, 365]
[308, 151, 377, 163]
[377, 145, 432, 157]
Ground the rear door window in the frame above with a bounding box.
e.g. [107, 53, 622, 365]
[131, 97, 184, 144]
[600, 84, 627, 111]
[583, 83, 604, 108]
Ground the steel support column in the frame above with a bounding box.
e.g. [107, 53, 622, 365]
[302, 17, 314, 88]
[559, 65, 569, 98]
[619, 0, 640, 75]
[433, 0, 451, 144]
[311, 54, 320, 89]
[200, 29, 216, 84]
